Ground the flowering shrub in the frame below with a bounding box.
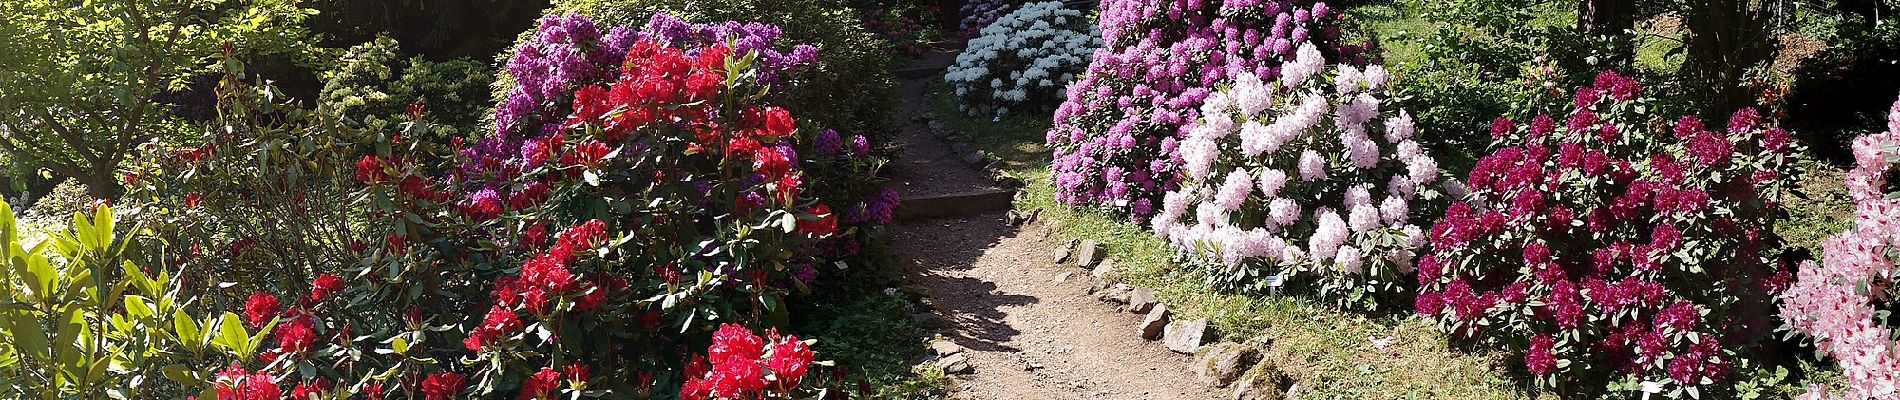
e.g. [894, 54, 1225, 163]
[405, 12, 890, 396]
[541, 0, 898, 145]
[944, 1, 1101, 119]
[1778, 96, 1900, 400]
[1417, 70, 1801, 396]
[1151, 44, 1441, 309]
[957, 0, 1024, 39]
[1047, 0, 1373, 219]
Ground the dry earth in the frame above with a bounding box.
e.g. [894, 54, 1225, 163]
[890, 213, 1215, 400]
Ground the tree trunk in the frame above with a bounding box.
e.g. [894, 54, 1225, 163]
[1578, 0, 1638, 35]
[80, 168, 122, 200]
[1683, 0, 1774, 114]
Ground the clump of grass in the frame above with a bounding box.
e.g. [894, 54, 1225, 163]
[1778, 160, 1853, 258]
[925, 81, 1051, 176]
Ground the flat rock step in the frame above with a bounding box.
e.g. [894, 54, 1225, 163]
[898, 189, 1016, 220]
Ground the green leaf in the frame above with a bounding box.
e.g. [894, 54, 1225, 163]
[123, 295, 153, 319]
[71, 210, 97, 251]
[2, 311, 49, 360]
[211, 312, 251, 359]
[161, 364, 196, 385]
[172, 309, 200, 354]
[91, 204, 113, 250]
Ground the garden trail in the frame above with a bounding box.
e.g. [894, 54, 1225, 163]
[887, 53, 1213, 400]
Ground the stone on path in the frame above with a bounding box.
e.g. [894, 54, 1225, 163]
[1053, 239, 1078, 264]
[1139, 304, 1170, 340]
[1089, 259, 1121, 291]
[931, 339, 966, 357]
[1053, 271, 1074, 283]
[936, 352, 974, 374]
[1164, 319, 1212, 354]
[1128, 288, 1159, 314]
[1195, 342, 1261, 388]
[1075, 240, 1106, 267]
[1097, 283, 1133, 304]
[1229, 361, 1291, 400]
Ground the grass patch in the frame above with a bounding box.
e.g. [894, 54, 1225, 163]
[925, 81, 1052, 176]
[790, 251, 950, 399]
[924, 91, 1530, 399]
[1777, 160, 1853, 258]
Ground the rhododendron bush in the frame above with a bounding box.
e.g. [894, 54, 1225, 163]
[1152, 44, 1443, 309]
[1417, 71, 1802, 396]
[1778, 96, 1900, 400]
[1047, 0, 1373, 219]
[101, 12, 880, 399]
[420, 12, 882, 396]
[944, 1, 1102, 119]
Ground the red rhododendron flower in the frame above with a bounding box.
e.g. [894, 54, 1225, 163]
[244, 293, 280, 328]
[290, 379, 331, 400]
[709, 323, 765, 363]
[767, 336, 815, 389]
[712, 357, 768, 398]
[186, 192, 203, 209]
[797, 204, 838, 238]
[518, 368, 561, 400]
[1526, 335, 1558, 376]
[564, 364, 592, 389]
[309, 274, 344, 303]
[363, 383, 386, 400]
[276, 318, 316, 354]
[764, 107, 796, 138]
[421, 372, 466, 400]
[356, 156, 390, 184]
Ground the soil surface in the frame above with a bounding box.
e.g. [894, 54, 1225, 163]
[884, 51, 1008, 200]
[891, 215, 1212, 400]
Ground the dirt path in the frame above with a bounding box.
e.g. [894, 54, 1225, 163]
[885, 61, 1007, 201]
[892, 214, 1213, 400]
[882, 49, 1212, 400]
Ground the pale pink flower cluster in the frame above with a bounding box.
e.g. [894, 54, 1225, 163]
[1781, 96, 1900, 400]
[1153, 44, 1441, 291]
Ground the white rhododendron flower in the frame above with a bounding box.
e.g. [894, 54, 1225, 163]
[1152, 44, 1447, 309]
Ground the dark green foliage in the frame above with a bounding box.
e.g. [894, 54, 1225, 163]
[536, 0, 899, 144]
[321, 36, 495, 146]
[0, 0, 327, 198]
[305, 0, 551, 61]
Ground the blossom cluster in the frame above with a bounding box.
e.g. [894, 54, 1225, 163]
[1778, 96, 1900, 400]
[679, 324, 818, 400]
[1152, 43, 1437, 308]
[461, 13, 819, 221]
[1047, 0, 1373, 219]
[945, 1, 1102, 119]
[1417, 71, 1801, 395]
[957, 0, 1024, 38]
